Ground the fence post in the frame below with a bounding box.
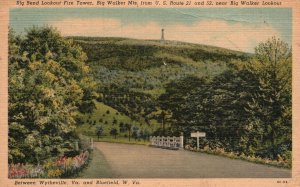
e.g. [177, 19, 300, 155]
[90, 138, 94, 150]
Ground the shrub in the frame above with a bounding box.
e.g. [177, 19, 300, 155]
[8, 151, 90, 178]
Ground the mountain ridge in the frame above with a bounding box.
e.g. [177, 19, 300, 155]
[70, 36, 250, 72]
[69, 36, 252, 55]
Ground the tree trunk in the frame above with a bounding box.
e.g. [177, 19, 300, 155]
[162, 118, 165, 136]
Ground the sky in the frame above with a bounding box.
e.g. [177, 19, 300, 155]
[10, 8, 292, 53]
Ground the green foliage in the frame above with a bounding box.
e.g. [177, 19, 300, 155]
[71, 35, 290, 164]
[76, 101, 159, 139]
[72, 37, 247, 71]
[96, 126, 103, 139]
[79, 100, 96, 113]
[132, 126, 140, 141]
[72, 36, 245, 130]
[159, 37, 291, 161]
[141, 129, 150, 142]
[109, 128, 118, 139]
[242, 37, 292, 158]
[125, 123, 132, 141]
[8, 27, 96, 164]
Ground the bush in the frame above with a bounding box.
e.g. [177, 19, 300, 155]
[64, 150, 80, 158]
[9, 151, 90, 178]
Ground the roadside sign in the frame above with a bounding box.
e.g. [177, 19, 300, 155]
[191, 131, 206, 150]
[191, 132, 206, 138]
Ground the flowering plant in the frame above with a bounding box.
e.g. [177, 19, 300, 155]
[9, 151, 90, 178]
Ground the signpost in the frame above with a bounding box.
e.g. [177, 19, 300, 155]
[191, 131, 206, 150]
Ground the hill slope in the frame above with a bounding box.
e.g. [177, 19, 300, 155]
[72, 37, 249, 96]
[72, 37, 249, 71]
[76, 102, 159, 140]
[72, 37, 250, 137]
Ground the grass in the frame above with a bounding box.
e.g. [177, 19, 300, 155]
[76, 101, 160, 137]
[92, 135, 150, 146]
[130, 88, 166, 98]
[155, 52, 204, 68]
[78, 149, 115, 178]
[185, 145, 291, 169]
[76, 101, 157, 147]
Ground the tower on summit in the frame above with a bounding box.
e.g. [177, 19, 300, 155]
[161, 28, 165, 43]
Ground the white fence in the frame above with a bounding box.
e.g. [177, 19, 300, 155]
[149, 136, 183, 150]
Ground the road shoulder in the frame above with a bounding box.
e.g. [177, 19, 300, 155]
[79, 148, 115, 178]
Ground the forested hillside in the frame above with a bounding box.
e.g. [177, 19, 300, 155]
[72, 37, 249, 126]
[73, 36, 291, 165]
[8, 27, 292, 176]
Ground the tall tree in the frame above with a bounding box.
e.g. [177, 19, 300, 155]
[110, 128, 118, 139]
[158, 76, 210, 135]
[96, 126, 103, 140]
[241, 37, 292, 158]
[125, 123, 132, 141]
[8, 27, 97, 164]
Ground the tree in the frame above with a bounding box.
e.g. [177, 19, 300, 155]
[158, 76, 209, 135]
[8, 27, 97, 164]
[112, 118, 118, 126]
[191, 69, 256, 151]
[141, 129, 150, 142]
[110, 128, 118, 139]
[240, 37, 292, 158]
[119, 122, 126, 133]
[157, 37, 291, 160]
[157, 111, 167, 136]
[124, 123, 132, 141]
[132, 126, 140, 141]
[96, 126, 103, 139]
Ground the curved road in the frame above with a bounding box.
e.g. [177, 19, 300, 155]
[94, 142, 291, 178]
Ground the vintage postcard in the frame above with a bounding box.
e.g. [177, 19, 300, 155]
[0, 0, 299, 186]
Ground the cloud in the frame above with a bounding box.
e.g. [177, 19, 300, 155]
[50, 18, 281, 52]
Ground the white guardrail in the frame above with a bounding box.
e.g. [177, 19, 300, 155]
[149, 136, 183, 150]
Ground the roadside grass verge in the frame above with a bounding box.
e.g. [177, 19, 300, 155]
[78, 149, 115, 178]
[185, 146, 291, 169]
[92, 135, 150, 146]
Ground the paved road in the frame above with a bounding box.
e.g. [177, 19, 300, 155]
[94, 142, 291, 178]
